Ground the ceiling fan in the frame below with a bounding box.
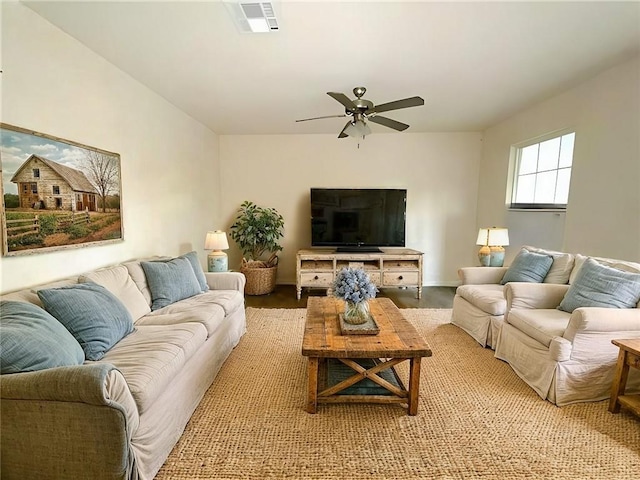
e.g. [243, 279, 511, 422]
[296, 87, 424, 138]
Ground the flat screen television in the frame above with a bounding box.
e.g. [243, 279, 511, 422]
[310, 188, 407, 252]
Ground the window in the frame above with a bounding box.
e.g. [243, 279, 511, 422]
[33, 168, 40, 178]
[52, 186, 60, 195]
[510, 131, 575, 209]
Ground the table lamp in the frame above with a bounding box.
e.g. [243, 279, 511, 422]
[476, 227, 509, 267]
[205, 230, 229, 272]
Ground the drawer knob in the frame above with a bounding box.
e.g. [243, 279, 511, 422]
[398, 275, 403, 280]
[314, 275, 319, 280]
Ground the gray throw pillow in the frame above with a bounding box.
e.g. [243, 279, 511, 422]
[37, 282, 134, 361]
[179, 251, 209, 292]
[558, 258, 640, 313]
[501, 249, 554, 285]
[141, 257, 202, 311]
[0, 300, 85, 373]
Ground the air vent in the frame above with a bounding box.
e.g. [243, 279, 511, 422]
[225, 1, 279, 34]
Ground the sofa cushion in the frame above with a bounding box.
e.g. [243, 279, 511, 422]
[199, 290, 244, 316]
[37, 282, 135, 361]
[136, 290, 243, 337]
[523, 245, 575, 284]
[501, 249, 554, 284]
[80, 265, 151, 321]
[559, 258, 640, 313]
[141, 257, 202, 311]
[0, 300, 85, 373]
[179, 251, 209, 293]
[507, 308, 571, 347]
[97, 323, 207, 413]
[456, 284, 506, 316]
[1, 278, 78, 307]
[137, 298, 226, 338]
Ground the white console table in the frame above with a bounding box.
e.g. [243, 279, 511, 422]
[296, 248, 424, 300]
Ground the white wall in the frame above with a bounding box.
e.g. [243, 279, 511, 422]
[219, 133, 482, 285]
[479, 56, 640, 263]
[0, 3, 221, 293]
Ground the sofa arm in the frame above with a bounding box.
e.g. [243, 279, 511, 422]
[1, 362, 139, 430]
[458, 267, 508, 285]
[1, 363, 139, 479]
[563, 307, 640, 363]
[504, 282, 570, 311]
[205, 271, 246, 292]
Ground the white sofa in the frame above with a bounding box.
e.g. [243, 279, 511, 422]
[452, 247, 640, 405]
[0, 255, 246, 480]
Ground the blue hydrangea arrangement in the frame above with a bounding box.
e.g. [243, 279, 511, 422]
[332, 267, 378, 304]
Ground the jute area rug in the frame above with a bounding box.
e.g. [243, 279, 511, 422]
[156, 307, 639, 480]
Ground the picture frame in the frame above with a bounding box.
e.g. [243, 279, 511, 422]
[0, 123, 124, 256]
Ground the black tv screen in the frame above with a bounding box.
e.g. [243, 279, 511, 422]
[310, 188, 406, 251]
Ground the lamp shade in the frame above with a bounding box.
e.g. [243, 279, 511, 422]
[487, 228, 509, 247]
[205, 230, 229, 251]
[476, 228, 489, 246]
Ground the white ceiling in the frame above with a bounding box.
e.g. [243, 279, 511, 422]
[24, 1, 640, 136]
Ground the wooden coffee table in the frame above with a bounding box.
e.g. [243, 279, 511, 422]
[302, 296, 432, 415]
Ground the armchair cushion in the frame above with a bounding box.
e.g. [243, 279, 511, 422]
[523, 245, 575, 284]
[558, 258, 640, 313]
[501, 249, 553, 285]
[456, 284, 506, 316]
[506, 308, 571, 348]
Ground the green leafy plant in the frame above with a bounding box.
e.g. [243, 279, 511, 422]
[229, 201, 284, 267]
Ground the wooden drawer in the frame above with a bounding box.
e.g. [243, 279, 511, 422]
[300, 272, 334, 287]
[384, 260, 419, 270]
[368, 271, 381, 286]
[383, 271, 419, 286]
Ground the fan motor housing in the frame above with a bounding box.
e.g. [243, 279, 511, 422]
[352, 99, 373, 112]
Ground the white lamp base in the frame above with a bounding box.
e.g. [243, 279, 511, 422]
[208, 251, 228, 272]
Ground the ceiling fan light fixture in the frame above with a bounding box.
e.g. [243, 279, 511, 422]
[344, 119, 371, 138]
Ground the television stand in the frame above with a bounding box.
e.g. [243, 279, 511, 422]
[336, 246, 382, 253]
[296, 248, 424, 300]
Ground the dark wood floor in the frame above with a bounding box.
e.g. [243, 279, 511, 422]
[244, 285, 456, 309]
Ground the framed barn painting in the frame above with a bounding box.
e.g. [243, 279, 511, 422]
[0, 123, 123, 256]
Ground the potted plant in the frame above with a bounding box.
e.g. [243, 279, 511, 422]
[229, 201, 284, 295]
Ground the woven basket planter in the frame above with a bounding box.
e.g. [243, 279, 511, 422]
[241, 259, 278, 295]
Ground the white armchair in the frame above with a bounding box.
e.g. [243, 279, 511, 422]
[496, 282, 640, 406]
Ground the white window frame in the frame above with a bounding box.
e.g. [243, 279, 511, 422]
[508, 129, 576, 210]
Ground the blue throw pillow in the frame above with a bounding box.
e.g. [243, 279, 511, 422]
[558, 258, 640, 313]
[0, 300, 85, 373]
[501, 249, 554, 285]
[179, 251, 209, 292]
[37, 282, 134, 361]
[141, 257, 203, 311]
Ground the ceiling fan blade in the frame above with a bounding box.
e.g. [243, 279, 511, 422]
[327, 92, 357, 111]
[368, 116, 410, 131]
[371, 96, 424, 114]
[338, 121, 351, 138]
[295, 114, 347, 122]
